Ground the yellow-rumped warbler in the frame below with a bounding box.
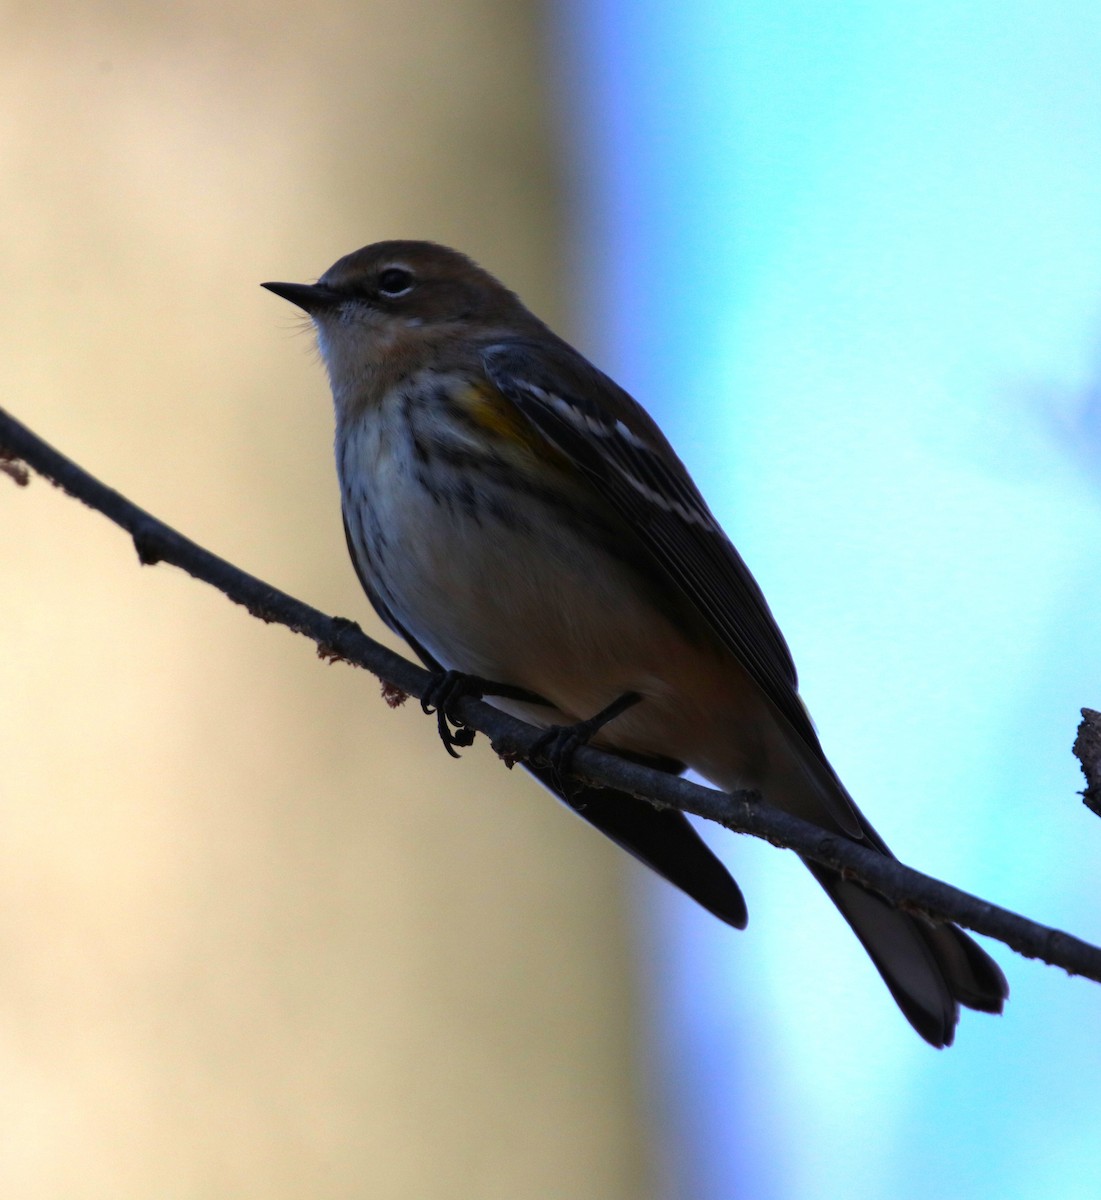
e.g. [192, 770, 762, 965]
[264, 240, 1007, 1046]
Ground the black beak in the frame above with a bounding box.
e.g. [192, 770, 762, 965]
[261, 281, 344, 314]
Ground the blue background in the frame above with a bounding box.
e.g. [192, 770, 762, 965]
[563, 3, 1101, 1196]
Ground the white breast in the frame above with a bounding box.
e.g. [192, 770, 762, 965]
[337, 388, 660, 695]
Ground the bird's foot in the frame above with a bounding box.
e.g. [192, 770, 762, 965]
[528, 691, 642, 793]
[420, 670, 548, 758]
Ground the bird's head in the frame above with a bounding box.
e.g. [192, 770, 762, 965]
[263, 241, 539, 409]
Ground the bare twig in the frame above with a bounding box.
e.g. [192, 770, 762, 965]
[3, 403, 1100, 983]
[1074, 708, 1101, 819]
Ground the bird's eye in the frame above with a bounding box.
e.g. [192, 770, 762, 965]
[377, 267, 415, 297]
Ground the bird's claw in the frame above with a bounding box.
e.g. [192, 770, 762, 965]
[528, 691, 643, 795]
[421, 670, 481, 757]
[420, 671, 551, 758]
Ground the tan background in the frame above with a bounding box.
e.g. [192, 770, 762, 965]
[0, 3, 656, 1196]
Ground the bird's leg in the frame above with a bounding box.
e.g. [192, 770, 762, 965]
[420, 670, 549, 758]
[528, 691, 643, 793]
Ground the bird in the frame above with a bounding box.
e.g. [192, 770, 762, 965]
[263, 239, 1007, 1046]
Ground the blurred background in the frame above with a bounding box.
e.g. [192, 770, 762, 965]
[2, 1, 1100, 1197]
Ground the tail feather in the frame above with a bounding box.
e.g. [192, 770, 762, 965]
[763, 732, 1008, 1044]
[523, 762, 749, 930]
[922, 921, 1010, 1015]
[805, 860, 1008, 1047]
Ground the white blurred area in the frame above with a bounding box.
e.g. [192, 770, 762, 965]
[0, 4, 654, 1196]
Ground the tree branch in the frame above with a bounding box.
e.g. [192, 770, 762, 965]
[3, 403, 1100, 984]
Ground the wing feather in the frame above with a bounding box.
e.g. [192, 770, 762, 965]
[483, 338, 825, 755]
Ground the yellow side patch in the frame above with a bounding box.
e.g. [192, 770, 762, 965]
[454, 380, 566, 464]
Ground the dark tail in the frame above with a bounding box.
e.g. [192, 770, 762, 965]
[529, 750, 1006, 1047]
[804, 859, 1008, 1047]
[523, 761, 748, 930]
[768, 734, 1008, 1045]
